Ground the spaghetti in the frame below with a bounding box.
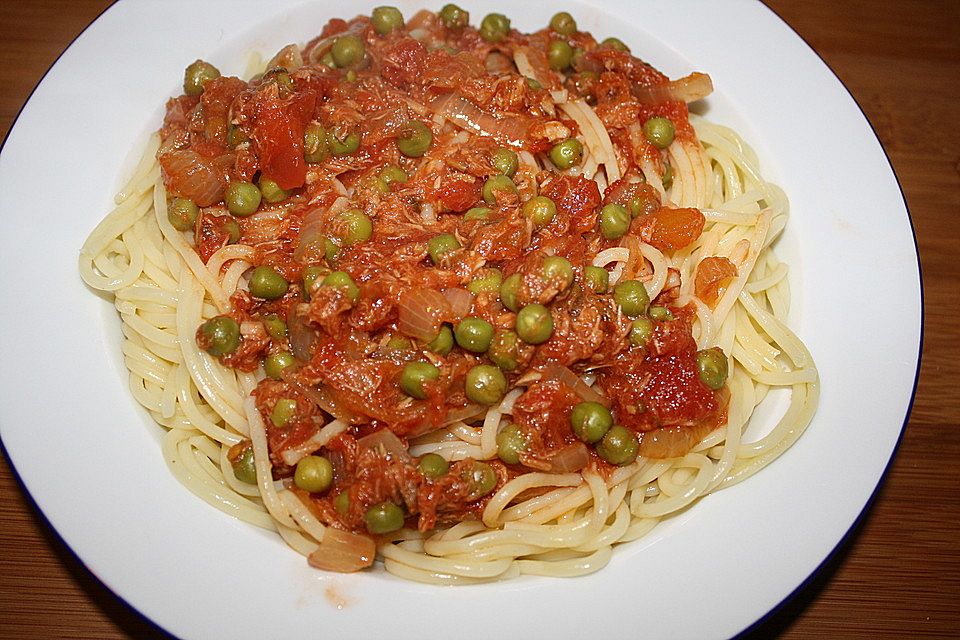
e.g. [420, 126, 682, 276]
[79, 6, 818, 583]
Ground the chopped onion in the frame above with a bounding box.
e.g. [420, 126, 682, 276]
[542, 363, 612, 408]
[633, 72, 713, 105]
[158, 149, 229, 207]
[266, 44, 304, 72]
[429, 92, 529, 148]
[293, 206, 328, 262]
[357, 429, 412, 463]
[308, 528, 376, 573]
[398, 288, 451, 342]
[545, 443, 591, 473]
[282, 370, 359, 424]
[287, 304, 316, 361]
[442, 287, 474, 319]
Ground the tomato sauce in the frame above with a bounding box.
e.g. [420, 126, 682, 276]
[167, 8, 722, 536]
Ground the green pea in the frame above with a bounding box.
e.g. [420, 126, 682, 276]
[294, 455, 333, 493]
[627, 192, 658, 218]
[227, 124, 248, 148]
[488, 330, 520, 372]
[522, 195, 556, 228]
[372, 6, 404, 35]
[662, 164, 674, 190]
[439, 3, 469, 29]
[263, 314, 287, 340]
[549, 138, 583, 170]
[322, 271, 360, 302]
[200, 315, 240, 356]
[167, 197, 199, 231]
[302, 265, 328, 299]
[526, 76, 543, 90]
[221, 218, 241, 244]
[418, 452, 449, 478]
[427, 325, 454, 355]
[364, 501, 405, 534]
[649, 306, 674, 321]
[596, 425, 639, 465]
[183, 60, 220, 96]
[482, 175, 517, 204]
[248, 265, 289, 300]
[570, 401, 613, 444]
[599, 203, 630, 239]
[328, 127, 361, 155]
[643, 117, 675, 149]
[629, 317, 653, 346]
[549, 11, 577, 35]
[225, 181, 262, 217]
[323, 237, 340, 262]
[400, 361, 440, 399]
[380, 165, 408, 187]
[463, 461, 498, 500]
[499, 273, 522, 312]
[465, 365, 507, 405]
[467, 268, 503, 295]
[696, 347, 728, 390]
[427, 233, 461, 263]
[345, 69, 358, 83]
[335, 209, 373, 246]
[496, 423, 528, 464]
[601, 37, 629, 53]
[479, 13, 510, 43]
[491, 147, 519, 177]
[273, 71, 294, 93]
[464, 206, 492, 221]
[231, 446, 257, 484]
[258, 176, 289, 203]
[542, 256, 574, 291]
[397, 120, 433, 158]
[455, 317, 495, 353]
[548, 39, 574, 71]
[584, 266, 609, 293]
[613, 280, 649, 317]
[319, 51, 336, 68]
[384, 335, 413, 354]
[515, 304, 553, 344]
[333, 490, 350, 514]
[304, 123, 329, 163]
[264, 351, 295, 380]
[271, 398, 298, 427]
[331, 34, 365, 68]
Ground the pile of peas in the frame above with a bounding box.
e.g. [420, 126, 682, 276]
[189, 5, 717, 535]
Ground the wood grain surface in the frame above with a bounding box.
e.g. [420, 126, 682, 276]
[1, 1, 957, 638]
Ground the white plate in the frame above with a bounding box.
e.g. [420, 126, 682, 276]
[0, 1, 920, 638]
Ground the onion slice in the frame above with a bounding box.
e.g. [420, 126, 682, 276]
[429, 92, 529, 148]
[633, 72, 713, 105]
[520, 442, 590, 473]
[357, 429, 412, 463]
[308, 528, 376, 573]
[398, 288, 451, 342]
[287, 304, 316, 362]
[542, 363, 612, 408]
[442, 287, 474, 319]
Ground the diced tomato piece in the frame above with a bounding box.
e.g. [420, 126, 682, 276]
[694, 256, 738, 307]
[434, 175, 481, 212]
[640, 206, 704, 251]
[253, 91, 317, 190]
[540, 174, 601, 233]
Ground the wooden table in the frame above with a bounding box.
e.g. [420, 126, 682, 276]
[1, 1, 957, 637]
